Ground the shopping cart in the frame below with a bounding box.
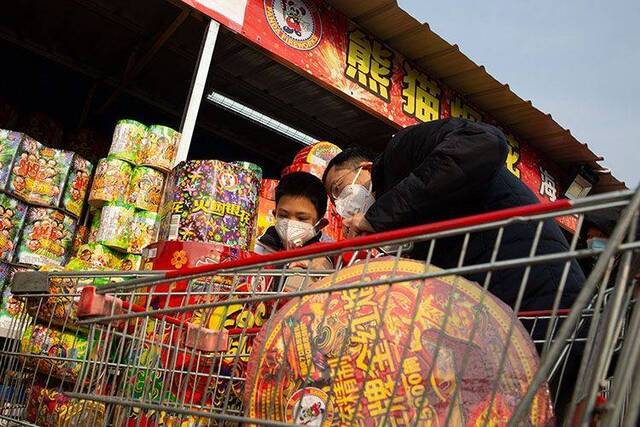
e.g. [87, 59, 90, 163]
[1, 188, 639, 426]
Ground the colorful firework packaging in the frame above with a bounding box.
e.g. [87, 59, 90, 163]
[70, 224, 88, 256]
[15, 207, 76, 267]
[126, 166, 165, 212]
[0, 192, 28, 262]
[253, 178, 279, 249]
[128, 210, 159, 254]
[244, 258, 555, 426]
[115, 253, 142, 271]
[291, 141, 342, 167]
[61, 154, 93, 217]
[234, 160, 263, 181]
[20, 323, 89, 382]
[95, 201, 135, 252]
[0, 129, 22, 188]
[87, 209, 101, 243]
[139, 124, 180, 172]
[88, 156, 133, 207]
[281, 162, 326, 180]
[159, 160, 261, 251]
[0, 264, 31, 327]
[25, 383, 106, 427]
[67, 243, 120, 270]
[141, 240, 247, 312]
[108, 119, 146, 164]
[8, 136, 74, 207]
[23, 265, 82, 329]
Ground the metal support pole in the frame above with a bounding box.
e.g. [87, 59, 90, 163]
[176, 19, 220, 165]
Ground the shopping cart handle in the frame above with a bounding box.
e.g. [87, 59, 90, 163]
[182, 323, 228, 352]
[77, 286, 124, 319]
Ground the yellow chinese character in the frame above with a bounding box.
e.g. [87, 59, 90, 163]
[191, 198, 208, 214]
[371, 340, 396, 372]
[211, 200, 226, 216]
[506, 135, 521, 178]
[342, 286, 377, 310]
[451, 97, 481, 122]
[345, 30, 393, 101]
[239, 210, 252, 224]
[225, 203, 241, 217]
[332, 378, 359, 409]
[364, 378, 391, 415]
[402, 61, 441, 122]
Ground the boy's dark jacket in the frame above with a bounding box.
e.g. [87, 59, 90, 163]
[365, 118, 585, 313]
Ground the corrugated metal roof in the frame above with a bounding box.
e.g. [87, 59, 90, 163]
[327, 0, 625, 192]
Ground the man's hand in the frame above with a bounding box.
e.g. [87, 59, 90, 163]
[343, 213, 375, 238]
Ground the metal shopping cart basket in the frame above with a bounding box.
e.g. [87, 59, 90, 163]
[1, 188, 639, 426]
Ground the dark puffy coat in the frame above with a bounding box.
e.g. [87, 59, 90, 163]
[365, 118, 585, 311]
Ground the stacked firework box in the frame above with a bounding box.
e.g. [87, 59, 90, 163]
[7, 120, 180, 426]
[0, 123, 103, 426]
[68, 119, 180, 272]
[0, 128, 93, 330]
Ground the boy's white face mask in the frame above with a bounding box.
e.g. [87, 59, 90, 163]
[275, 218, 319, 249]
[334, 167, 375, 219]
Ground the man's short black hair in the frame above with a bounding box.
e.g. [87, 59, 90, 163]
[275, 172, 328, 219]
[322, 147, 375, 183]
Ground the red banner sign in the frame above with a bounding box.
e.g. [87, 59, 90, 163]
[184, 0, 576, 231]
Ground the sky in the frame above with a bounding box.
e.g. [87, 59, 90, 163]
[399, 0, 640, 188]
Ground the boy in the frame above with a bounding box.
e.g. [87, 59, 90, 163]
[254, 172, 333, 289]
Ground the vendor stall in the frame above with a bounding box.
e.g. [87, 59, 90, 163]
[0, 0, 629, 425]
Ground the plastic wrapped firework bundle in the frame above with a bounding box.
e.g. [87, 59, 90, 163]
[8, 136, 74, 207]
[15, 207, 76, 267]
[128, 210, 159, 254]
[126, 166, 164, 212]
[87, 209, 101, 244]
[60, 154, 93, 217]
[25, 383, 105, 427]
[139, 124, 180, 172]
[0, 129, 23, 188]
[95, 201, 135, 252]
[0, 192, 28, 262]
[88, 156, 133, 207]
[23, 265, 81, 329]
[108, 119, 146, 164]
[20, 323, 90, 382]
[158, 160, 261, 251]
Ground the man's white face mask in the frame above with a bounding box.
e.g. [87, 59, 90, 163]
[275, 218, 319, 249]
[334, 167, 375, 219]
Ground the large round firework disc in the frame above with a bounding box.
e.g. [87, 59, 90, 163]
[245, 257, 554, 426]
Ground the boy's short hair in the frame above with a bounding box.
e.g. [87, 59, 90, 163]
[276, 172, 328, 219]
[322, 147, 375, 183]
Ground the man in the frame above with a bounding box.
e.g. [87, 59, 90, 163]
[323, 118, 585, 314]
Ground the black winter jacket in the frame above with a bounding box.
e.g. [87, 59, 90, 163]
[365, 118, 585, 311]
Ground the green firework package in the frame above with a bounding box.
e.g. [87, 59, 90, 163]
[0, 130, 23, 189]
[61, 153, 93, 217]
[8, 136, 74, 207]
[0, 192, 28, 262]
[108, 119, 146, 164]
[15, 206, 76, 267]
